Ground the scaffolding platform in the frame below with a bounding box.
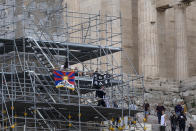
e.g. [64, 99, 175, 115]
[0, 38, 121, 65]
[1, 101, 140, 122]
[0, 71, 122, 94]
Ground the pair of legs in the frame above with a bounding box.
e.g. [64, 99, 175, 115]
[157, 113, 162, 124]
[179, 125, 185, 131]
[145, 111, 149, 121]
[171, 126, 176, 131]
[112, 117, 119, 128]
[160, 126, 165, 131]
[97, 99, 106, 107]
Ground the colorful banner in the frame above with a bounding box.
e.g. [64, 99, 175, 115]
[53, 70, 75, 91]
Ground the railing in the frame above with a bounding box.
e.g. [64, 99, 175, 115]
[27, 37, 55, 69]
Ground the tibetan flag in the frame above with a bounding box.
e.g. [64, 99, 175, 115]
[53, 70, 75, 91]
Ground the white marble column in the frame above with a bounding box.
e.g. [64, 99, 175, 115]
[174, 3, 188, 80]
[157, 9, 167, 77]
[138, 0, 159, 78]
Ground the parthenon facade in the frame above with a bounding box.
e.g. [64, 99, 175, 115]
[70, 0, 196, 81]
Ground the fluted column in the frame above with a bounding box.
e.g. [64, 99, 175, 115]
[157, 9, 167, 78]
[138, 0, 159, 77]
[174, 3, 188, 80]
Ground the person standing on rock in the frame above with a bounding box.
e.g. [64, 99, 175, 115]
[144, 101, 150, 121]
[160, 110, 167, 131]
[181, 101, 187, 114]
[156, 103, 165, 124]
[170, 112, 178, 131]
[175, 102, 183, 116]
[178, 111, 187, 131]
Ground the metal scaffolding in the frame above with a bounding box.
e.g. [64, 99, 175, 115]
[0, 1, 144, 131]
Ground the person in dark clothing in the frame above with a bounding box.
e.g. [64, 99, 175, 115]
[112, 117, 120, 128]
[113, 101, 118, 108]
[156, 103, 165, 124]
[178, 112, 187, 131]
[96, 87, 106, 107]
[175, 103, 183, 116]
[188, 123, 194, 131]
[97, 99, 106, 107]
[144, 101, 150, 121]
[144, 102, 150, 112]
[96, 90, 105, 98]
[170, 112, 178, 131]
[64, 57, 69, 69]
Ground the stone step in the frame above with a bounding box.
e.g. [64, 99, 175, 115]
[133, 82, 178, 87]
[183, 76, 196, 83]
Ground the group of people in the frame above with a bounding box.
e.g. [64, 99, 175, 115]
[170, 102, 194, 131]
[144, 101, 194, 131]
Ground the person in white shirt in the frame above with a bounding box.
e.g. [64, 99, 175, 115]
[60, 65, 64, 70]
[160, 110, 167, 131]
